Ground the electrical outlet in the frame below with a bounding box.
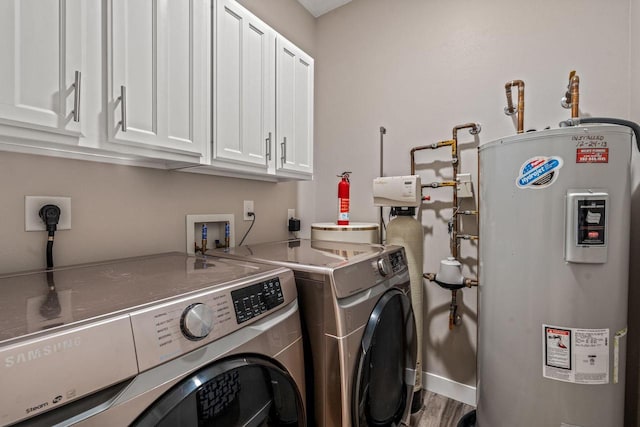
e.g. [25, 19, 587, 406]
[25, 196, 72, 231]
[243, 200, 254, 220]
[287, 209, 296, 227]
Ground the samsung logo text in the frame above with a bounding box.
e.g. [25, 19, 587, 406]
[4, 337, 81, 368]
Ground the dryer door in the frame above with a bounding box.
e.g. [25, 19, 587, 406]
[352, 288, 417, 427]
[132, 356, 305, 427]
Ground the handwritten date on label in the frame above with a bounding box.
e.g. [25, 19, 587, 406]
[573, 135, 607, 148]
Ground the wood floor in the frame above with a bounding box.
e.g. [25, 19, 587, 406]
[410, 391, 475, 427]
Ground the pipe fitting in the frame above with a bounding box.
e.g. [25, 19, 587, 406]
[469, 123, 481, 135]
[504, 80, 525, 133]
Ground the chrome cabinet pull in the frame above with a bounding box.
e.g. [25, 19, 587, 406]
[281, 137, 287, 166]
[266, 132, 272, 160]
[118, 85, 127, 132]
[72, 71, 81, 122]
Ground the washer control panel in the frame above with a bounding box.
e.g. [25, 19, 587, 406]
[231, 278, 284, 324]
[129, 270, 295, 372]
[389, 249, 406, 273]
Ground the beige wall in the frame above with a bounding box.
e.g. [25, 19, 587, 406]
[312, 0, 633, 404]
[0, 152, 297, 273]
[238, 0, 316, 55]
[0, 0, 315, 275]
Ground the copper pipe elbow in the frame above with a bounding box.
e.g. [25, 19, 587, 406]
[570, 75, 580, 118]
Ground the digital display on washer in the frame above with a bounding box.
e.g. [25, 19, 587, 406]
[231, 278, 284, 324]
[389, 250, 406, 273]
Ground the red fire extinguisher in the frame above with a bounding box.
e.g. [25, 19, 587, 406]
[337, 172, 351, 225]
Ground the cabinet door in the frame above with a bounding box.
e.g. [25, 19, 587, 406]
[276, 37, 313, 176]
[0, 0, 84, 135]
[213, 0, 275, 169]
[108, 0, 207, 158]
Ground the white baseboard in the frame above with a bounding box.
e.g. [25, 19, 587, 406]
[422, 372, 477, 407]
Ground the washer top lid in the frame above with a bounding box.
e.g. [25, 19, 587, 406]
[0, 252, 282, 344]
[217, 239, 398, 272]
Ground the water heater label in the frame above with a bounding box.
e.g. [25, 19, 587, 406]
[577, 199, 606, 246]
[576, 148, 609, 163]
[543, 325, 609, 385]
[516, 156, 564, 189]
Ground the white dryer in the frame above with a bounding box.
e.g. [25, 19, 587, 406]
[216, 239, 417, 426]
[0, 253, 305, 426]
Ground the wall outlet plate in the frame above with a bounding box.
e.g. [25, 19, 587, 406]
[25, 196, 72, 231]
[243, 200, 254, 220]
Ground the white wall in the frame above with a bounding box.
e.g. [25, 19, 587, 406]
[313, 0, 632, 404]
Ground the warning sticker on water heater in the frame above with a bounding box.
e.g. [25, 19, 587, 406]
[543, 325, 609, 384]
[516, 156, 564, 189]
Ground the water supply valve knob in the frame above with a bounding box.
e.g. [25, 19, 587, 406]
[180, 303, 214, 340]
[377, 258, 391, 277]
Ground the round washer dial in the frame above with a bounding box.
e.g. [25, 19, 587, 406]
[180, 303, 214, 340]
[377, 258, 391, 276]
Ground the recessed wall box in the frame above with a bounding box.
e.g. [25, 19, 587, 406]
[186, 214, 235, 255]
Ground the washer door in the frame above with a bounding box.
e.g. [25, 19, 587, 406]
[132, 356, 305, 427]
[352, 288, 417, 427]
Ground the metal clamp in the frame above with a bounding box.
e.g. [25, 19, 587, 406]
[118, 85, 127, 132]
[72, 71, 81, 122]
[266, 132, 272, 161]
[281, 137, 287, 166]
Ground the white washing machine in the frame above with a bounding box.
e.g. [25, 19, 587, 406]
[0, 253, 305, 426]
[216, 239, 417, 426]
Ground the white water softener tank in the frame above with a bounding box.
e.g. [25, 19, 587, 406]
[478, 124, 633, 426]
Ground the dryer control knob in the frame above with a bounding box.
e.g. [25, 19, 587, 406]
[181, 303, 214, 340]
[377, 258, 391, 276]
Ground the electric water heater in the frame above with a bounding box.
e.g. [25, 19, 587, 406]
[477, 125, 632, 426]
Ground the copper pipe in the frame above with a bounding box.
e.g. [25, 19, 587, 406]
[464, 278, 478, 288]
[456, 234, 479, 241]
[504, 80, 525, 133]
[422, 181, 457, 188]
[456, 210, 478, 216]
[561, 71, 580, 118]
[424, 272, 436, 281]
[450, 123, 480, 258]
[410, 123, 481, 330]
[570, 74, 580, 118]
[410, 140, 455, 174]
[449, 290, 457, 330]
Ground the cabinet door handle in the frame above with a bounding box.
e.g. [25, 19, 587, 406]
[281, 137, 287, 166]
[266, 132, 272, 160]
[118, 85, 127, 132]
[72, 71, 81, 122]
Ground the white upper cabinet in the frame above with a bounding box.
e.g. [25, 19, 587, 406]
[276, 36, 314, 176]
[0, 0, 85, 137]
[107, 0, 208, 158]
[213, 0, 276, 172]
